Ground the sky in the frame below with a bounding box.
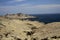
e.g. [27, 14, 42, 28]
[0, 0, 60, 15]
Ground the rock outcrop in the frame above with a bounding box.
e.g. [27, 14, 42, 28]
[4, 13, 35, 19]
[0, 13, 60, 40]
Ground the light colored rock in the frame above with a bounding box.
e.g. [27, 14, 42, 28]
[0, 14, 60, 40]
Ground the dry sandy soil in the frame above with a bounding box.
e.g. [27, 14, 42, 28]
[0, 17, 60, 40]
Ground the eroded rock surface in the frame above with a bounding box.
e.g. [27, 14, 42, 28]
[0, 14, 60, 40]
[0, 18, 44, 40]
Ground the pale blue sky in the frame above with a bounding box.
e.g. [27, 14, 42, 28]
[0, 0, 60, 15]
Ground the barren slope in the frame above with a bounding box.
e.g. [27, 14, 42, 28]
[0, 17, 60, 40]
[0, 18, 44, 40]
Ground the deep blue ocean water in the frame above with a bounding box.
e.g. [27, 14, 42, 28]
[28, 14, 60, 24]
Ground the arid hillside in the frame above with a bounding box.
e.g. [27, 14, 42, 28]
[0, 13, 60, 40]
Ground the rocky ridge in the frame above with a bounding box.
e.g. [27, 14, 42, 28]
[4, 13, 35, 19]
[0, 13, 60, 40]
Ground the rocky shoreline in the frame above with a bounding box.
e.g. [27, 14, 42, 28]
[0, 13, 60, 40]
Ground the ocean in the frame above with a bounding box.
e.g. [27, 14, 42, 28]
[29, 14, 60, 24]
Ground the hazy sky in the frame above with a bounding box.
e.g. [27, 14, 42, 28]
[0, 0, 60, 15]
